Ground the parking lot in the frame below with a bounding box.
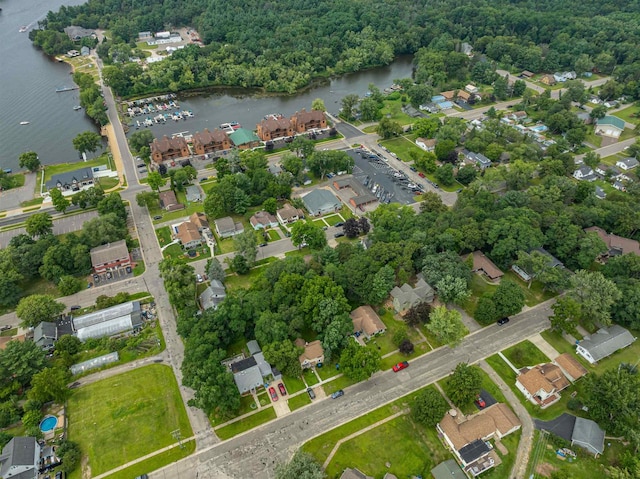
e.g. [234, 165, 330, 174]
[345, 149, 421, 205]
[91, 265, 133, 287]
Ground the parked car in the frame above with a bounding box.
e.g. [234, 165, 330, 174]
[418, 172, 426, 178]
[153, 215, 162, 220]
[55, 472, 63, 479]
[410, 167, 417, 172]
[269, 387, 278, 401]
[335, 222, 344, 227]
[196, 274, 203, 283]
[125, 266, 132, 274]
[0, 325, 11, 331]
[475, 395, 486, 408]
[334, 232, 345, 238]
[392, 361, 409, 372]
[106, 271, 112, 279]
[307, 387, 316, 399]
[259, 243, 268, 247]
[278, 383, 287, 396]
[331, 390, 344, 399]
[70, 305, 81, 311]
[497, 317, 510, 326]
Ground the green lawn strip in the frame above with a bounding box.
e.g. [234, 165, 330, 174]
[322, 375, 359, 395]
[502, 340, 550, 369]
[215, 407, 277, 440]
[67, 364, 192, 476]
[44, 157, 107, 183]
[440, 365, 508, 415]
[100, 440, 195, 479]
[539, 330, 577, 355]
[216, 237, 236, 254]
[133, 260, 146, 276]
[224, 268, 265, 291]
[98, 176, 119, 190]
[303, 369, 319, 386]
[599, 152, 625, 166]
[284, 248, 307, 258]
[614, 104, 640, 124]
[0, 328, 18, 337]
[423, 171, 462, 192]
[379, 344, 428, 370]
[316, 362, 340, 381]
[287, 393, 312, 411]
[323, 214, 344, 226]
[155, 226, 172, 246]
[266, 229, 281, 241]
[585, 130, 603, 148]
[20, 277, 60, 298]
[325, 414, 450, 479]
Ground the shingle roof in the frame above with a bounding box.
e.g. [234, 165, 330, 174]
[151, 135, 188, 154]
[298, 340, 324, 364]
[350, 306, 386, 336]
[199, 280, 226, 310]
[469, 251, 504, 279]
[578, 325, 636, 362]
[176, 221, 202, 245]
[46, 167, 94, 190]
[90, 239, 129, 267]
[158, 190, 180, 208]
[431, 460, 466, 479]
[302, 189, 341, 214]
[554, 353, 587, 382]
[0, 436, 37, 477]
[617, 157, 639, 169]
[292, 109, 325, 125]
[517, 364, 569, 396]
[572, 417, 605, 455]
[247, 340, 261, 355]
[185, 185, 202, 202]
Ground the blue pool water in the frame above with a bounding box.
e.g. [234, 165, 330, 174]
[40, 416, 57, 432]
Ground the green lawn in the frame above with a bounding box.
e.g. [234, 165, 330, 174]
[599, 152, 625, 166]
[44, 157, 109, 183]
[614, 104, 640, 124]
[215, 407, 276, 440]
[98, 176, 119, 190]
[67, 364, 192, 478]
[155, 226, 172, 246]
[20, 197, 44, 208]
[378, 97, 417, 126]
[163, 243, 210, 262]
[584, 130, 603, 148]
[379, 135, 424, 162]
[462, 274, 500, 318]
[266, 229, 281, 241]
[316, 361, 341, 381]
[502, 340, 550, 369]
[288, 393, 312, 411]
[216, 237, 236, 254]
[324, 415, 450, 479]
[225, 268, 265, 291]
[0, 328, 17, 337]
[540, 330, 578, 356]
[101, 440, 195, 479]
[323, 213, 345, 226]
[440, 366, 508, 415]
[303, 368, 319, 386]
[322, 374, 359, 395]
[379, 343, 430, 370]
[133, 260, 146, 276]
[503, 271, 556, 307]
[363, 308, 421, 356]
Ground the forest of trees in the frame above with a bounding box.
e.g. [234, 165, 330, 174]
[29, 0, 640, 96]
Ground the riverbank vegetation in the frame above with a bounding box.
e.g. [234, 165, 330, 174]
[28, 0, 640, 98]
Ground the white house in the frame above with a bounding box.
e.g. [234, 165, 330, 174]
[616, 157, 639, 171]
[573, 165, 596, 181]
[464, 84, 479, 94]
[576, 325, 636, 364]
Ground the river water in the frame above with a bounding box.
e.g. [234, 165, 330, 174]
[0, 0, 414, 172]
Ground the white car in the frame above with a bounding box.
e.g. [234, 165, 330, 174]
[196, 274, 203, 283]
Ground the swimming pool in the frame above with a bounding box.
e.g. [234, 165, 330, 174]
[39, 415, 58, 433]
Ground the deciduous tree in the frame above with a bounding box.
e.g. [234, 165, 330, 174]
[136, 190, 159, 208]
[50, 188, 70, 213]
[569, 270, 621, 328]
[427, 306, 467, 346]
[16, 294, 65, 328]
[492, 279, 525, 318]
[72, 131, 102, 157]
[275, 451, 325, 479]
[339, 340, 380, 381]
[27, 367, 71, 403]
[18, 151, 41, 172]
[436, 275, 471, 305]
[290, 221, 327, 250]
[413, 387, 449, 427]
[446, 363, 482, 406]
[147, 171, 166, 191]
[263, 340, 303, 378]
[25, 212, 53, 238]
[549, 297, 580, 336]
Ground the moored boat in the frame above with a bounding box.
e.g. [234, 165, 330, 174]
[19, 121, 30, 125]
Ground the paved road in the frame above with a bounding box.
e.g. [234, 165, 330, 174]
[496, 70, 611, 100]
[575, 137, 636, 162]
[151, 299, 554, 479]
[0, 171, 38, 211]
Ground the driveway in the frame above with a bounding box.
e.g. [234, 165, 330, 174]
[0, 171, 38, 211]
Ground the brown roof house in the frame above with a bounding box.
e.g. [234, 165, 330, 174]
[192, 128, 231, 155]
[515, 363, 570, 408]
[90, 239, 131, 274]
[190, 212, 210, 232]
[415, 138, 437, 152]
[256, 116, 294, 141]
[468, 251, 504, 282]
[276, 203, 305, 225]
[390, 274, 434, 313]
[437, 404, 521, 477]
[295, 338, 324, 369]
[250, 211, 279, 230]
[150, 135, 190, 164]
[554, 353, 588, 383]
[175, 221, 203, 249]
[291, 109, 326, 133]
[584, 226, 640, 258]
[540, 74, 556, 86]
[350, 306, 386, 340]
[158, 190, 184, 211]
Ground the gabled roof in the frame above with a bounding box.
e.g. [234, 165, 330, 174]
[199, 280, 226, 310]
[151, 135, 188, 154]
[192, 128, 228, 145]
[46, 167, 94, 189]
[90, 239, 129, 267]
[247, 340, 261, 356]
[250, 211, 279, 228]
[277, 203, 303, 221]
[531, 247, 563, 268]
[431, 459, 466, 479]
[340, 468, 373, 479]
[596, 115, 625, 130]
[578, 325, 636, 362]
[350, 306, 386, 336]
[554, 353, 587, 382]
[34, 321, 57, 347]
[583, 226, 640, 256]
[571, 417, 605, 455]
[158, 190, 180, 208]
[0, 436, 37, 478]
[469, 251, 504, 279]
[617, 157, 639, 169]
[292, 109, 325, 125]
[185, 185, 202, 202]
[190, 212, 209, 230]
[297, 339, 324, 364]
[258, 116, 292, 133]
[176, 221, 201, 245]
[302, 189, 341, 214]
[458, 439, 491, 464]
[517, 363, 570, 396]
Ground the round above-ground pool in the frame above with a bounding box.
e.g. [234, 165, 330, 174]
[39, 415, 58, 433]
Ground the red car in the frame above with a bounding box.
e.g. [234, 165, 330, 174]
[418, 172, 426, 178]
[278, 383, 287, 396]
[269, 387, 278, 401]
[392, 361, 409, 372]
[475, 395, 486, 408]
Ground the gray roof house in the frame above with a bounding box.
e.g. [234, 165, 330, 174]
[595, 116, 625, 138]
[33, 321, 57, 350]
[390, 274, 434, 312]
[231, 356, 263, 394]
[72, 301, 143, 342]
[573, 165, 596, 181]
[466, 151, 492, 169]
[594, 186, 607, 200]
[302, 189, 342, 216]
[0, 436, 40, 479]
[431, 460, 466, 479]
[254, 352, 273, 378]
[576, 325, 636, 364]
[571, 418, 605, 456]
[63, 25, 95, 41]
[45, 167, 94, 192]
[199, 280, 226, 310]
[214, 216, 244, 238]
[616, 157, 639, 171]
[247, 340, 261, 356]
[185, 185, 203, 202]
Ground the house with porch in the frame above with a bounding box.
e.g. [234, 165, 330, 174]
[276, 203, 304, 225]
[175, 221, 203, 249]
[150, 136, 190, 164]
[415, 138, 437, 152]
[250, 211, 279, 230]
[192, 128, 231, 155]
[515, 363, 571, 408]
[214, 216, 244, 238]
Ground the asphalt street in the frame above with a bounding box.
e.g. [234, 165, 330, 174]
[0, 210, 98, 248]
[152, 298, 555, 479]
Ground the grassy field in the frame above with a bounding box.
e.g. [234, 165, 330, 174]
[101, 440, 195, 479]
[379, 98, 417, 126]
[215, 407, 276, 440]
[379, 135, 423, 162]
[225, 268, 265, 291]
[614, 104, 640, 124]
[67, 365, 192, 478]
[502, 340, 550, 369]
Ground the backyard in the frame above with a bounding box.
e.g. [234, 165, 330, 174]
[67, 364, 192, 478]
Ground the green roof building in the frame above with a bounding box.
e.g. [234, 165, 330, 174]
[596, 115, 625, 131]
[229, 128, 261, 148]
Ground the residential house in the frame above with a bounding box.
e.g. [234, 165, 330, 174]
[80, 46, 90, 56]
[339, 468, 373, 479]
[350, 306, 386, 340]
[45, 167, 94, 192]
[464, 84, 479, 94]
[333, 177, 377, 210]
[571, 418, 605, 457]
[595, 116, 625, 139]
[510, 111, 528, 122]
[576, 111, 591, 124]
[468, 251, 504, 282]
[175, 221, 202, 249]
[512, 247, 565, 281]
[90, 239, 131, 274]
[441, 91, 456, 101]
[554, 353, 587, 383]
[594, 186, 607, 200]
[191, 128, 231, 155]
[228, 128, 261, 149]
[390, 275, 434, 313]
[540, 74, 556, 86]
[584, 226, 640, 257]
[438, 101, 454, 110]
[214, 216, 244, 238]
[276, 203, 304, 225]
[249, 211, 279, 230]
[63, 25, 95, 41]
[190, 212, 210, 232]
[461, 42, 473, 57]
[431, 95, 446, 103]
[515, 363, 570, 408]
[466, 151, 492, 169]
[72, 301, 143, 342]
[431, 460, 466, 479]
[573, 165, 596, 181]
[302, 189, 342, 216]
[158, 190, 184, 211]
[231, 356, 263, 394]
[291, 109, 327, 133]
[457, 90, 472, 103]
[415, 138, 437, 152]
[576, 325, 636, 364]
[0, 436, 40, 479]
[520, 70, 535, 79]
[185, 185, 203, 203]
[437, 404, 521, 477]
[199, 280, 226, 310]
[295, 339, 324, 369]
[268, 164, 283, 176]
[613, 180, 626, 192]
[33, 321, 57, 350]
[616, 157, 639, 171]
[256, 116, 294, 141]
[595, 164, 621, 179]
[150, 136, 190, 164]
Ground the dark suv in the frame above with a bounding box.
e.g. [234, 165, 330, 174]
[497, 317, 510, 326]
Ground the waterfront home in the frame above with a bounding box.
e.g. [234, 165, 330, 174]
[46, 167, 94, 193]
[228, 128, 261, 149]
[291, 109, 326, 133]
[150, 135, 190, 164]
[257, 116, 294, 141]
[192, 128, 231, 156]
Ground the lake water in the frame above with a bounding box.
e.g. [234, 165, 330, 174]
[0, 0, 97, 172]
[0, 0, 415, 171]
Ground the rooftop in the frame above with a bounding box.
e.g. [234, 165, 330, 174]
[578, 325, 636, 362]
[90, 239, 129, 267]
[596, 115, 625, 130]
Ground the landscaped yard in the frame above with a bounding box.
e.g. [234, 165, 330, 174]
[378, 97, 418, 126]
[44, 157, 109, 183]
[363, 308, 422, 356]
[440, 366, 508, 416]
[502, 271, 556, 307]
[379, 135, 423, 162]
[215, 407, 276, 440]
[502, 340, 550, 369]
[155, 226, 172, 246]
[323, 213, 346, 226]
[225, 268, 265, 291]
[462, 274, 499, 318]
[303, 368, 319, 386]
[67, 364, 192, 478]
